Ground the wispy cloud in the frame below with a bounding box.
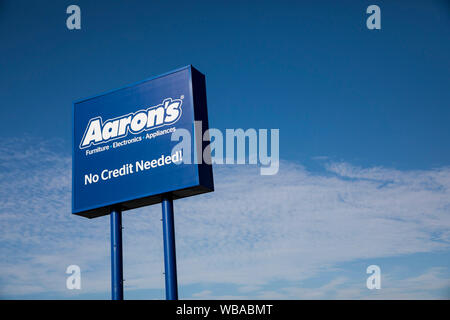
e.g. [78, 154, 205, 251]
[215, 267, 450, 300]
[0, 137, 449, 299]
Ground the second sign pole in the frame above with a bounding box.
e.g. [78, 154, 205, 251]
[161, 194, 178, 300]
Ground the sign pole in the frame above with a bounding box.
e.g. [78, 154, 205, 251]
[110, 208, 124, 300]
[161, 194, 178, 300]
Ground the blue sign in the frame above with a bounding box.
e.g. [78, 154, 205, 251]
[72, 66, 214, 218]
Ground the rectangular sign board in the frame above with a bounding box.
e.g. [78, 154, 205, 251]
[72, 65, 214, 218]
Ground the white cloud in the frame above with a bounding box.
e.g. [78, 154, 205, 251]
[190, 268, 450, 300]
[0, 138, 449, 298]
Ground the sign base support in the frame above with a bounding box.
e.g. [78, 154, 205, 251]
[110, 208, 124, 300]
[162, 194, 178, 300]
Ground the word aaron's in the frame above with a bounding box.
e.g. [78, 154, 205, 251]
[80, 98, 182, 149]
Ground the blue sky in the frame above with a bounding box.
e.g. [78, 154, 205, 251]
[0, 0, 449, 299]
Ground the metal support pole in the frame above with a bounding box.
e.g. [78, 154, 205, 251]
[161, 194, 178, 300]
[110, 208, 124, 300]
